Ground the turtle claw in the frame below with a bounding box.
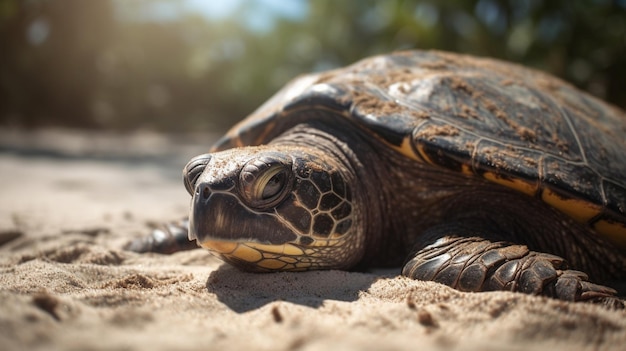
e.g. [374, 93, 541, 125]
[125, 219, 197, 254]
[555, 270, 616, 301]
[547, 269, 626, 309]
[588, 296, 625, 310]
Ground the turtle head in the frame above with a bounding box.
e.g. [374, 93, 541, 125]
[183, 146, 363, 272]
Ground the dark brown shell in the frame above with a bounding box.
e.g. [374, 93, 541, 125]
[212, 50, 626, 248]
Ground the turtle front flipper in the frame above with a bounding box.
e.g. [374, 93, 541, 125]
[125, 219, 197, 254]
[402, 224, 622, 307]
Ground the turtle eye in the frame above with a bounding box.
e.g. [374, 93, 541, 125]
[261, 170, 287, 200]
[240, 158, 292, 209]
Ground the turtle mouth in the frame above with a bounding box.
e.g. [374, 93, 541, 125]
[190, 192, 298, 244]
[198, 239, 316, 271]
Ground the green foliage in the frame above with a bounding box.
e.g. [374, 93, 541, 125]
[1, 0, 625, 132]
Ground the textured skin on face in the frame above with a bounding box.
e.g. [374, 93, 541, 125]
[186, 145, 360, 272]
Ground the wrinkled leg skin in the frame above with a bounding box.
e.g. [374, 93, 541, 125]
[124, 219, 197, 254]
[402, 226, 623, 308]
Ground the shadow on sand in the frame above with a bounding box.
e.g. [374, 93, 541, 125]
[205, 264, 390, 313]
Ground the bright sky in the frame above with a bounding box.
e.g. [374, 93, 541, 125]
[123, 0, 309, 32]
[184, 0, 308, 20]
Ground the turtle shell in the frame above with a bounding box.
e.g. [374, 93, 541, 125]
[212, 50, 626, 249]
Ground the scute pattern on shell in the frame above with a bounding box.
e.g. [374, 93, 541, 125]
[212, 50, 626, 247]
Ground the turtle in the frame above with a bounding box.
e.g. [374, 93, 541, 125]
[127, 50, 626, 305]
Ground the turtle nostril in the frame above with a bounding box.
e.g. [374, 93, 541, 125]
[202, 185, 210, 199]
[194, 183, 212, 200]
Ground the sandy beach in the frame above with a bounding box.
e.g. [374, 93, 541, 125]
[1, 128, 625, 351]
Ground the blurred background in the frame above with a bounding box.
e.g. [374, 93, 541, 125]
[1, 0, 625, 134]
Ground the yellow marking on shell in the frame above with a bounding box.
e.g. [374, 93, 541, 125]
[460, 164, 473, 176]
[415, 143, 436, 165]
[541, 189, 603, 223]
[392, 136, 420, 161]
[257, 259, 287, 270]
[200, 240, 237, 254]
[593, 220, 626, 249]
[483, 172, 538, 197]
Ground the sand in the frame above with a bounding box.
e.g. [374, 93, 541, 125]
[1, 128, 625, 351]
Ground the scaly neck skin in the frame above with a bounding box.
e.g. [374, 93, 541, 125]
[269, 123, 385, 270]
[266, 122, 500, 270]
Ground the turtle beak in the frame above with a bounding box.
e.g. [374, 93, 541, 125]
[189, 181, 297, 246]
